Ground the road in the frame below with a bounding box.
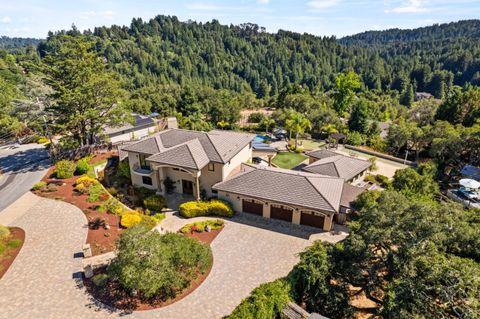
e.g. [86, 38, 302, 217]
[0, 143, 51, 213]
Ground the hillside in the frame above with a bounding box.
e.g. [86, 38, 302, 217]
[0, 36, 42, 50]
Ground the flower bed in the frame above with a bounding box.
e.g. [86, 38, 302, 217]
[0, 226, 25, 279]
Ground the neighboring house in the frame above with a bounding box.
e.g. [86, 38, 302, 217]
[213, 164, 365, 231]
[303, 150, 371, 183]
[121, 128, 255, 199]
[105, 115, 176, 144]
[460, 164, 480, 182]
[414, 92, 433, 101]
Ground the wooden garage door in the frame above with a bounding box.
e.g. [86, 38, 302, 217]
[300, 212, 325, 229]
[270, 206, 293, 222]
[242, 200, 263, 216]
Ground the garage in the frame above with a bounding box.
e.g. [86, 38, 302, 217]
[300, 211, 325, 229]
[242, 199, 263, 216]
[270, 205, 293, 222]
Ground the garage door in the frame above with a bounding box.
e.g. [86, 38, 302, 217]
[270, 206, 293, 222]
[242, 200, 263, 216]
[300, 212, 325, 229]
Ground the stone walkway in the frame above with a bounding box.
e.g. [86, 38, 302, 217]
[0, 194, 346, 319]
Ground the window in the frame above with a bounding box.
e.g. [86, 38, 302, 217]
[142, 176, 153, 185]
[212, 189, 218, 194]
[208, 163, 215, 172]
[138, 154, 150, 170]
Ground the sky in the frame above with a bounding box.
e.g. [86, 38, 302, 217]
[1, 0, 480, 39]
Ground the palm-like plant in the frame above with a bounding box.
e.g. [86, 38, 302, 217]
[286, 112, 312, 149]
[260, 117, 275, 133]
[217, 120, 229, 130]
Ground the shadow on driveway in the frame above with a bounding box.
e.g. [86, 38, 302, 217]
[0, 147, 51, 174]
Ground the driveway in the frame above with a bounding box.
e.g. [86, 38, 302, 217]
[0, 143, 50, 212]
[0, 194, 346, 319]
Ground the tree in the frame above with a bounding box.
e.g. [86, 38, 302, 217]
[348, 99, 370, 134]
[333, 71, 361, 115]
[42, 36, 129, 145]
[108, 225, 211, 299]
[436, 87, 480, 127]
[285, 111, 312, 149]
[260, 117, 275, 134]
[391, 167, 439, 199]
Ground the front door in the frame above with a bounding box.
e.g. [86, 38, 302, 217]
[182, 180, 194, 195]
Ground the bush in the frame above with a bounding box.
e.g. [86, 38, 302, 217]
[375, 174, 390, 187]
[32, 181, 47, 191]
[228, 278, 292, 319]
[74, 183, 89, 194]
[75, 176, 98, 187]
[180, 219, 224, 234]
[0, 225, 10, 241]
[248, 112, 265, 123]
[143, 195, 166, 212]
[121, 212, 143, 228]
[7, 239, 22, 249]
[294, 147, 304, 153]
[36, 136, 49, 144]
[206, 200, 234, 217]
[54, 160, 76, 179]
[92, 273, 109, 287]
[87, 184, 108, 203]
[102, 197, 124, 215]
[346, 131, 366, 146]
[179, 200, 234, 218]
[75, 158, 90, 175]
[117, 160, 131, 179]
[106, 186, 118, 197]
[0, 242, 5, 255]
[108, 228, 212, 299]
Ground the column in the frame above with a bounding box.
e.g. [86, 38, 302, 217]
[292, 209, 301, 225]
[195, 173, 201, 201]
[263, 202, 271, 218]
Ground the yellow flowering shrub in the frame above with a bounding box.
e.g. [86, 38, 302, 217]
[121, 212, 143, 228]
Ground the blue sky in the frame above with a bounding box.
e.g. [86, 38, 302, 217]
[1, 0, 480, 38]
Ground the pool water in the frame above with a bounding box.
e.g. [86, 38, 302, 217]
[253, 135, 271, 144]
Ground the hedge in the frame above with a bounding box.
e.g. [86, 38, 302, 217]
[179, 200, 234, 218]
[54, 160, 76, 179]
[143, 195, 166, 212]
[75, 158, 90, 175]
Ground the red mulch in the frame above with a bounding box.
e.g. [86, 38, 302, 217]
[34, 161, 123, 256]
[83, 228, 221, 311]
[88, 151, 117, 165]
[0, 227, 25, 279]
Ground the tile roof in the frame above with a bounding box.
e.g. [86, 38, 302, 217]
[104, 114, 156, 136]
[340, 183, 366, 208]
[303, 151, 371, 180]
[305, 149, 339, 160]
[146, 139, 210, 170]
[213, 164, 345, 213]
[122, 128, 255, 167]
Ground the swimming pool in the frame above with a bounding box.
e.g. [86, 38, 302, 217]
[253, 135, 271, 144]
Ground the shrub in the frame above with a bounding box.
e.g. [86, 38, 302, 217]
[143, 195, 166, 212]
[54, 160, 76, 179]
[108, 227, 212, 299]
[92, 273, 109, 287]
[180, 219, 224, 234]
[228, 278, 292, 319]
[7, 239, 22, 249]
[151, 212, 166, 224]
[364, 174, 376, 183]
[375, 174, 390, 187]
[87, 184, 108, 203]
[74, 183, 89, 194]
[75, 158, 90, 175]
[32, 181, 47, 191]
[36, 136, 49, 144]
[104, 197, 124, 215]
[75, 176, 98, 187]
[248, 112, 265, 123]
[121, 212, 143, 228]
[106, 186, 118, 197]
[0, 242, 5, 255]
[117, 160, 131, 179]
[294, 147, 304, 153]
[0, 225, 10, 241]
[179, 200, 234, 218]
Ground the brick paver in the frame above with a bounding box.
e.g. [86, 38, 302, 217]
[0, 194, 346, 319]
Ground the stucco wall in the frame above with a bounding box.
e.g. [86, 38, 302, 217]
[109, 126, 156, 144]
[163, 167, 196, 195]
[128, 152, 158, 190]
[222, 144, 252, 179]
[200, 163, 223, 197]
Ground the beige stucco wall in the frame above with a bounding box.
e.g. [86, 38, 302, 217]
[200, 163, 223, 197]
[128, 152, 158, 190]
[162, 167, 197, 195]
[222, 144, 252, 179]
[217, 190, 334, 231]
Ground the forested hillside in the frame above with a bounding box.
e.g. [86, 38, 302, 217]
[0, 36, 42, 49]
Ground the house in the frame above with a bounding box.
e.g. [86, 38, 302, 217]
[303, 150, 371, 183]
[104, 115, 176, 144]
[460, 164, 480, 182]
[213, 164, 365, 231]
[414, 92, 433, 101]
[121, 128, 255, 199]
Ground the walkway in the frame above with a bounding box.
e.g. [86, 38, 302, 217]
[0, 194, 345, 319]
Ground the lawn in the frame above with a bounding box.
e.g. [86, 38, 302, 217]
[298, 139, 325, 150]
[272, 152, 308, 169]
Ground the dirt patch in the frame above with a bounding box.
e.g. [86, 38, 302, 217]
[83, 228, 221, 311]
[34, 164, 123, 256]
[0, 227, 25, 279]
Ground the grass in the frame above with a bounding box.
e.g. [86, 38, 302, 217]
[272, 152, 308, 169]
[298, 139, 325, 150]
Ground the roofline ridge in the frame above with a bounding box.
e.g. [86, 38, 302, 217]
[304, 176, 339, 213]
[204, 133, 225, 164]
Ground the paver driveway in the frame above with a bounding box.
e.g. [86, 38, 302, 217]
[0, 194, 329, 319]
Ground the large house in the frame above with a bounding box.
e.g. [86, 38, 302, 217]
[121, 129, 255, 199]
[121, 129, 365, 230]
[303, 149, 371, 183]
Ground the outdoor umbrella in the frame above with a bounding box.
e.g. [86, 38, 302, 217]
[459, 178, 480, 189]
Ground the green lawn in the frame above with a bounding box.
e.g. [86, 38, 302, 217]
[298, 139, 325, 150]
[272, 152, 308, 169]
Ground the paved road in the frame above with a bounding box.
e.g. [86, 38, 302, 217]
[0, 143, 50, 212]
[0, 193, 346, 319]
